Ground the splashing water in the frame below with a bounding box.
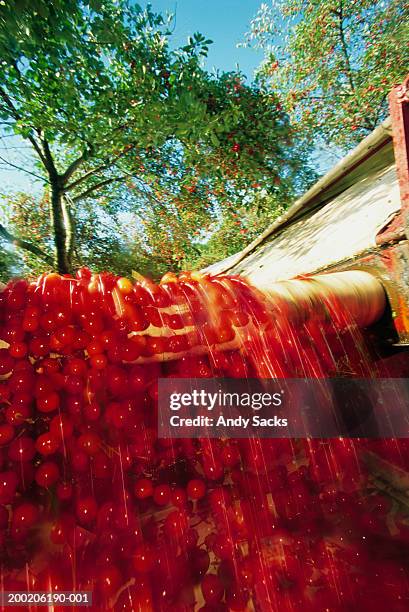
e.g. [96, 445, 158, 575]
[0, 268, 409, 611]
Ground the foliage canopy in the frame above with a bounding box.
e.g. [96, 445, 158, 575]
[243, 0, 409, 149]
[0, 0, 314, 277]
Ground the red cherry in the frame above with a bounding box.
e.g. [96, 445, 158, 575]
[166, 335, 189, 353]
[78, 432, 101, 456]
[64, 374, 84, 395]
[182, 528, 198, 551]
[9, 342, 27, 359]
[8, 436, 35, 461]
[171, 487, 187, 508]
[65, 357, 87, 377]
[202, 456, 224, 481]
[153, 484, 171, 506]
[11, 503, 38, 530]
[128, 365, 147, 392]
[50, 520, 68, 545]
[213, 536, 235, 561]
[0, 424, 15, 446]
[187, 479, 206, 500]
[133, 284, 154, 307]
[164, 510, 188, 539]
[87, 339, 103, 355]
[76, 267, 92, 281]
[54, 325, 75, 346]
[35, 432, 60, 456]
[40, 312, 57, 332]
[5, 402, 31, 426]
[76, 496, 98, 526]
[93, 452, 112, 479]
[41, 357, 61, 374]
[37, 391, 60, 413]
[190, 548, 211, 580]
[134, 478, 154, 500]
[49, 414, 74, 442]
[107, 365, 128, 396]
[71, 449, 89, 472]
[0, 470, 18, 503]
[71, 329, 90, 350]
[35, 375, 55, 397]
[56, 481, 73, 501]
[22, 315, 38, 332]
[208, 488, 231, 513]
[144, 336, 166, 356]
[133, 545, 154, 573]
[35, 461, 60, 487]
[66, 396, 83, 418]
[166, 313, 184, 330]
[97, 564, 122, 598]
[144, 306, 163, 327]
[0, 349, 14, 375]
[90, 354, 108, 370]
[29, 336, 50, 357]
[226, 586, 249, 611]
[201, 574, 224, 603]
[100, 330, 119, 351]
[83, 401, 100, 422]
[120, 339, 141, 362]
[221, 443, 241, 468]
[9, 367, 34, 393]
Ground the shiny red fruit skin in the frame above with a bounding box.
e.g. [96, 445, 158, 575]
[134, 478, 154, 500]
[153, 484, 171, 506]
[0, 471, 18, 504]
[37, 391, 60, 413]
[76, 496, 98, 526]
[8, 436, 35, 461]
[35, 432, 60, 456]
[133, 545, 154, 573]
[187, 478, 206, 500]
[0, 424, 15, 446]
[35, 462, 60, 488]
[201, 574, 225, 603]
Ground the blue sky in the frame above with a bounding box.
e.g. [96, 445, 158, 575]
[0, 1, 266, 196]
[145, 0, 265, 77]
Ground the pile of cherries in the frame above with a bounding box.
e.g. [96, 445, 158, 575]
[0, 268, 409, 611]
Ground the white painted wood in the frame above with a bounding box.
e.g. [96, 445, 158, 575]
[207, 162, 400, 284]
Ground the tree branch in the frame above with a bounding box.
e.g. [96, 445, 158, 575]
[0, 87, 49, 168]
[65, 161, 111, 192]
[0, 154, 49, 183]
[65, 146, 135, 192]
[40, 137, 59, 179]
[337, 1, 355, 92]
[61, 151, 88, 184]
[0, 223, 54, 266]
[73, 175, 126, 202]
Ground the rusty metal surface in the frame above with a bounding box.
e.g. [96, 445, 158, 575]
[322, 241, 409, 344]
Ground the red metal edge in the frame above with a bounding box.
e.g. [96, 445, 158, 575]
[375, 212, 406, 246]
[388, 75, 409, 237]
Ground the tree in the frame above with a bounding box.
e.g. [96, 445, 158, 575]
[0, 0, 310, 275]
[243, 0, 409, 149]
[185, 189, 292, 270]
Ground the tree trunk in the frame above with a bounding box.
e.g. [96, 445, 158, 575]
[51, 184, 71, 274]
